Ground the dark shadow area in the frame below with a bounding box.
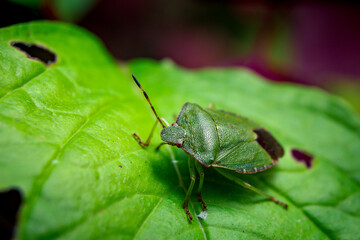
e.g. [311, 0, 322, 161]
[11, 41, 57, 65]
[0, 188, 22, 240]
[0, 1, 41, 28]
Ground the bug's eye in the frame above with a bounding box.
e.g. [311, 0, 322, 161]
[253, 128, 284, 160]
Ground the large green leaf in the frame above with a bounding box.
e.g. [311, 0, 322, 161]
[1, 21, 360, 240]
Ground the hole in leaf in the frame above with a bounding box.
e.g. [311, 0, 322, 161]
[11, 41, 57, 65]
[0, 188, 22, 240]
[254, 128, 284, 160]
[291, 149, 314, 168]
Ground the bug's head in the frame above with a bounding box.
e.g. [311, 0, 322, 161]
[160, 123, 186, 148]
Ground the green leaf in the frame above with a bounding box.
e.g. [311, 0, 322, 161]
[327, 80, 360, 115]
[1, 21, 360, 240]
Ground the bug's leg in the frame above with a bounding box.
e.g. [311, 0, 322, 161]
[194, 160, 207, 210]
[183, 156, 196, 221]
[216, 169, 288, 209]
[155, 142, 168, 151]
[236, 178, 288, 209]
[133, 120, 158, 147]
[160, 117, 170, 127]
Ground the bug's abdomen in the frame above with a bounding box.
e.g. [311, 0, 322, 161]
[176, 103, 220, 166]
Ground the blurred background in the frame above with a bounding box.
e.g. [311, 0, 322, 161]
[1, 0, 360, 113]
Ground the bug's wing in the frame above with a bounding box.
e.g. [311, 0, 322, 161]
[206, 109, 283, 173]
[206, 109, 259, 149]
[212, 140, 278, 173]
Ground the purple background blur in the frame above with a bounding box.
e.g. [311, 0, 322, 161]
[2, 0, 360, 111]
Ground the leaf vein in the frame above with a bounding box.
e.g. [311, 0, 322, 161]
[19, 98, 120, 238]
[260, 178, 334, 240]
[132, 194, 165, 240]
[50, 192, 172, 240]
[0, 68, 45, 102]
[207, 225, 272, 240]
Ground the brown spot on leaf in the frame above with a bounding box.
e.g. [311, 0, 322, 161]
[119, 165, 123, 168]
[0, 188, 22, 240]
[11, 41, 57, 65]
[254, 128, 284, 159]
[291, 149, 314, 168]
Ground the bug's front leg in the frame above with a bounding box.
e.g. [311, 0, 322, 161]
[194, 160, 207, 210]
[183, 156, 196, 221]
[133, 120, 158, 147]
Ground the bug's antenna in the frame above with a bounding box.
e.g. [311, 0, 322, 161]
[132, 74, 166, 128]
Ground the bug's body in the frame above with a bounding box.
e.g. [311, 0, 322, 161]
[131, 75, 288, 222]
[161, 102, 284, 173]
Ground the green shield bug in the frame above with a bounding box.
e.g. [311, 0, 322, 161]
[132, 75, 288, 221]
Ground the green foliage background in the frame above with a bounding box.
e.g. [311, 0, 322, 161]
[0, 21, 360, 240]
